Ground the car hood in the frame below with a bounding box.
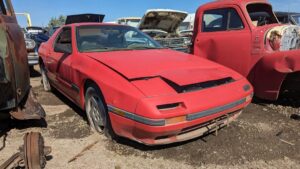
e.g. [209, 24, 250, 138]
[139, 9, 188, 33]
[85, 49, 242, 86]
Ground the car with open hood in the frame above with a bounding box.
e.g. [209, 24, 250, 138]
[178, 13, 195, 37]
[23, 26, 49, 68]
[192, 0, 300, 100]
[38, 21, 253, 145]
[139, 9, 191, 53]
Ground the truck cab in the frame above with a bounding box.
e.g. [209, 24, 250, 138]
[192, 0, 300, 100]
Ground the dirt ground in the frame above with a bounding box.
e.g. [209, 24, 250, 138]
[0, 67, 300, 169]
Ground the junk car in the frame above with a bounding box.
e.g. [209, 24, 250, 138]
[23, 27, 49, 69]
[38, 15, 253, 145]
[0, 0, 45, 120]
[139, 9, 191, 53]
[192, 0, 300, 100]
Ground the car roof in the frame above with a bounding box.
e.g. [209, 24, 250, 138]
[64, 22, 129, 28]
[117, 17, 141, 20]
[198, 0, 270, 9]
[145, 9, 188, 15]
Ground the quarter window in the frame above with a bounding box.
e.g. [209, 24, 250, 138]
[202, 8, 244, 32]
[54, 27, 72, 52]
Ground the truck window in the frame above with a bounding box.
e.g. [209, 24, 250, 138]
[228, 9, 244, 30]
[202, 8, 244, 32]
[247, 3, 278, 27]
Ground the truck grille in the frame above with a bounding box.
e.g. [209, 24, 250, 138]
[155, 37, 189, 48]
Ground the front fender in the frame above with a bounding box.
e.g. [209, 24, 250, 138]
[252, 50, 300, 100]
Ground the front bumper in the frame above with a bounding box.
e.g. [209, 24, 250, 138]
[109, 107, 244, 145]
[109, 82, 252, 145]
[108, 73, 253, 145]
[28, 52, 39, 66]
[151, 110, 242, 145]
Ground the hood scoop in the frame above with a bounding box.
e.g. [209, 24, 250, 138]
[161, 77, 235, 93]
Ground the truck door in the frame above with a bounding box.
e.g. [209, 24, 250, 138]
[194, 6, 252, 77]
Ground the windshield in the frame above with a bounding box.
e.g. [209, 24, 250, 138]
[247, 3, 278, 26]
[76, 25, 163, 52]
[292, 15, 300, 25]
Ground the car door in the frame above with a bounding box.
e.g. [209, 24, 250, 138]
[47, 27, 76, 99]
[194, 6, 252, 77]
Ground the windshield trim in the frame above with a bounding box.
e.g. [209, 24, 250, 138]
[75, 24, 164, 53]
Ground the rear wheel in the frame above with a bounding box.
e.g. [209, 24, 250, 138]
[85, 84, 116, 139]
[40, 65, 51, 92]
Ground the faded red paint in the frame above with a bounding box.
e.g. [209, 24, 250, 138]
[39, 23, 253, 145]
[192, 0, 300, 100]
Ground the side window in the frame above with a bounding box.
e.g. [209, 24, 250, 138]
[54, 28, 72, 52]
[202, 8, 244, 32]
[203, 9, 227, 32]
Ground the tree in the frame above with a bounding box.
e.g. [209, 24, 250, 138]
[48, 15, 66, 27]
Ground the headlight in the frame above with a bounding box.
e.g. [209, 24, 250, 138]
[25, 39, 36, 50]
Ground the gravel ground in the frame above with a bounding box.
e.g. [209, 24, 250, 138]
[0, 68, 299, 169]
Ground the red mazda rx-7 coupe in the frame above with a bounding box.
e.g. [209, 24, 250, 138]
[39, 23, 253, 145]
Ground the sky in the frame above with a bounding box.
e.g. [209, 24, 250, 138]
[11, 0, 300, 27]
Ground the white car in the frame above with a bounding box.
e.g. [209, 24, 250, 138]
[139, 9, 190, 53]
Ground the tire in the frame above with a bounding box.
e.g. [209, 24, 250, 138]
[85, 84, 116, 139]
[40, 65, 52, 92]
[29, 65, 34, 71]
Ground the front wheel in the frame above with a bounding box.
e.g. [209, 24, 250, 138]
[40, 65, 51, 92]
[85, 85, 116, 139]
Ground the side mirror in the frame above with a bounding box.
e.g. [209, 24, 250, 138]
[54, 43, 72, 54]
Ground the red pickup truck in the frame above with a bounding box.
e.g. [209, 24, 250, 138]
[192, 0, 300, 100]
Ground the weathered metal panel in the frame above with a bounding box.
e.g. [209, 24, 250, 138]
[0, 20, 15, 110]
[0, 0, 30, 111]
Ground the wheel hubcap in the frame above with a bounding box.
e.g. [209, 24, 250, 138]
[87, 94, 105, 132]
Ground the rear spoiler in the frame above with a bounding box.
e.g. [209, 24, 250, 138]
[65, 14, 105, 25]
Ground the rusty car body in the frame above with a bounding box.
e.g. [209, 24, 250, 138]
[192, 0, 300, 100]
[0, 0, 44, 120]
